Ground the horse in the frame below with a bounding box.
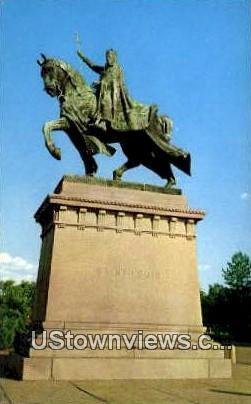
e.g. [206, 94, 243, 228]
[37, 54, 191, 186]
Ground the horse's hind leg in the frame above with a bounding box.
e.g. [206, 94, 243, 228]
[164, 163, 176, 188]
[113, 160, 139, 181]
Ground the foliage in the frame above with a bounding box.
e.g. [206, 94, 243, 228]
[0, 280, 35, 350]
[222, 251, 251, 289]
[201, 252, 251, 344]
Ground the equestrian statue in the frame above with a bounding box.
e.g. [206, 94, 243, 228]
[37, 48, 191, 187]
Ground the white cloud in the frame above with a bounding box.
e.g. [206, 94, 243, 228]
[198, 263, 211, 272]
[0, 252, 37, 282]
[240, 192, 250, 200]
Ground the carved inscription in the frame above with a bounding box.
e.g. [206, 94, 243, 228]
[97, 265, 169, 281]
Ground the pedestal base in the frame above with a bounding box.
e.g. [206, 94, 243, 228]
[16, 349, 232, 380]
[18, 176, 231, 379]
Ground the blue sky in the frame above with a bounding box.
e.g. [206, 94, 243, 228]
[0, 0, 250, 289]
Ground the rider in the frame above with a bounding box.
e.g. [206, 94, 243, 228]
[77, 48, 133, 128]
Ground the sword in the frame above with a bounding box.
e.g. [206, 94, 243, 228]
[74, 32, 82, 71]
[75, 32, 82, 51]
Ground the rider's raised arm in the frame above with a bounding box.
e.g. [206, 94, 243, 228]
[77, 50, 104, 74]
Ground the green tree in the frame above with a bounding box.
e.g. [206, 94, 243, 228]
[201, 284, 233, 342]
[201, 252, 251, 343]
[222, 252, 251, 289]
[0, 280, 35, 350]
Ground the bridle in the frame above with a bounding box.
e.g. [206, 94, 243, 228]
[42, 61, 70, 101]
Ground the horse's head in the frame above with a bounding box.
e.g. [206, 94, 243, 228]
[37, 54, 69, 98]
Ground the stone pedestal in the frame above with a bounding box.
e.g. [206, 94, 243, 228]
[21, 176, 231, 379]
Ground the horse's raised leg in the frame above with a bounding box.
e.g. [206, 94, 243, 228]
[113, 160, 140, 181]
[43, 118, 70, 160]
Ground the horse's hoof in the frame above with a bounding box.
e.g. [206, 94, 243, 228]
[113, 171, 122, 181]
[165, 178, 176, 189]
[53, 147, 61, 160]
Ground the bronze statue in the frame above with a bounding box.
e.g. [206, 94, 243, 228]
[37, 50, 191, 187]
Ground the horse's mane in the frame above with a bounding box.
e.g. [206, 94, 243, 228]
[46, 58, 87, 90]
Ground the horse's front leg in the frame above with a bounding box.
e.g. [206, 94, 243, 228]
[42, 118, 70, 160]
